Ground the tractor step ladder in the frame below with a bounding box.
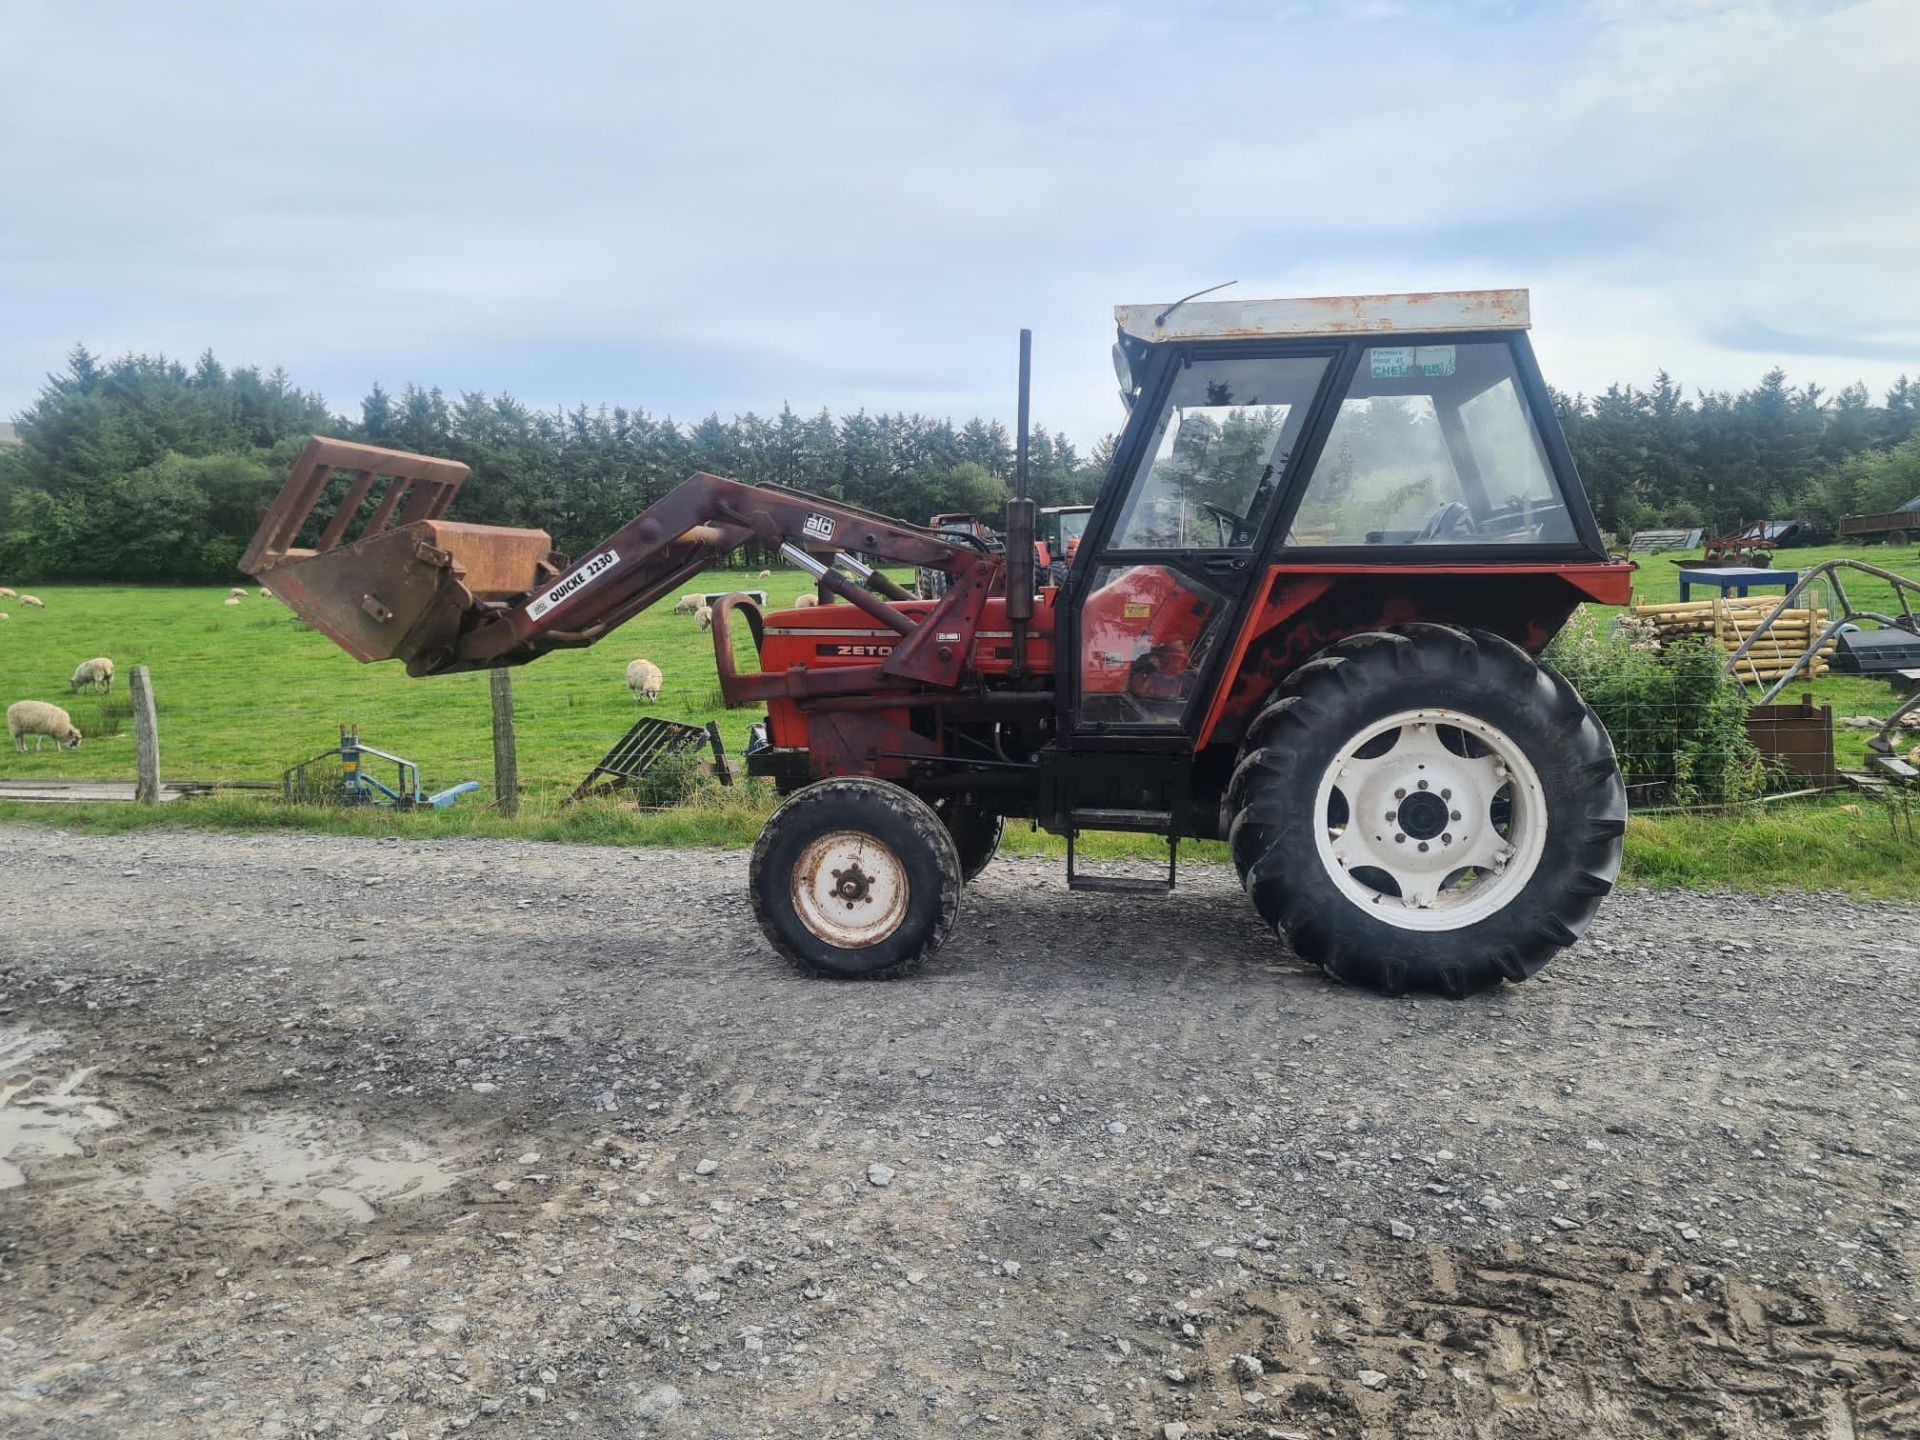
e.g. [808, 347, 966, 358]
[1065, 814, 1178, 895]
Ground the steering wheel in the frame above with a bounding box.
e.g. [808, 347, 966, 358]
[1201, 500, 1254, 548]
[1413, 500, 1477, 543]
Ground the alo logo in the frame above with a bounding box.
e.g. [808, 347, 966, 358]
[802, 512, 836, 542]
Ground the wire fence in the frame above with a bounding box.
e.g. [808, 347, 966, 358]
[1552, 582, 1900, 812]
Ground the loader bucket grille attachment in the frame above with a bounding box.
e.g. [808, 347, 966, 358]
[566, 717, 726, 806]
[242, 436, 559, 672]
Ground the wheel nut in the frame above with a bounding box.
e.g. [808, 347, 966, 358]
[1417, 779, 1429, 790]
[1394, 788, 1406, 799]
[1441, 788, 1452, 800]
[1450, 810, 1461, 821]
[1394, 833, 1406, 844]
[1441, 832, 1452, 845]
[1417, 841, 1429, 852]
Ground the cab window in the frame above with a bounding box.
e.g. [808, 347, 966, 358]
[1286, 342, 1574, 546]
[1111, 356, 1329, 550]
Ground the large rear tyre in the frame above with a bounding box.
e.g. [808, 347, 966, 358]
[750, 778, 962, 979]
[930, 797, 1004, 883]
[1228, 626, 1625, 998]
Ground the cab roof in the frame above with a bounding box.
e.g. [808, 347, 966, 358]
[1115, 289, 1529, 345]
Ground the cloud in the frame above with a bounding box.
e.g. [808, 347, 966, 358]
[0, 0, 1913, 447]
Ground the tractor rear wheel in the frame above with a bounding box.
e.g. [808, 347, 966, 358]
[750, 778, 963, 979]
[1228, 626, 1625, 997]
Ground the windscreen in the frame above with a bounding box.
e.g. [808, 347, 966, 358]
[1286, 341, 1574, 547]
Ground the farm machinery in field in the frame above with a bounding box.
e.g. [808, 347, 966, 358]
[243, 289, 1631, 996]
[282, 725, 479, 809]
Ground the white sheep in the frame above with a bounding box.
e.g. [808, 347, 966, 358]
[0, 587, 15, 599]
[757, 569, 771, 579]
[7, 700, 82, 752]
[792, 594, 816, 609]
[19, 595, 44, 609]
[259, 586, 273, 599]
[228, 586, 249, 598]
[69, 657, 114, 694]
[625, 658, 663, 704]
[673, 594, 701, 615]
[0, 613, 9, 622]
[696, 604, 715, 632]
[223, 596, 242, 607]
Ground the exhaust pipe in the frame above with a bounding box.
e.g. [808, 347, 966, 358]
[1005, 329, 1035, 680]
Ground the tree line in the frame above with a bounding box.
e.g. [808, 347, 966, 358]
[0, 343, 1916, 584]
[1555, 368, 1920, 535]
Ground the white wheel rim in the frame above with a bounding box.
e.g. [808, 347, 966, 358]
[1312, 707, 1547, 932]
[791, 829, 910, 948]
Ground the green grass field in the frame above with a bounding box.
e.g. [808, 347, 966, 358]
[0, 570, 797, 801]
[5, 545, 1920, 899]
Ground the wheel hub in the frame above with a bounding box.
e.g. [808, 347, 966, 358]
[832, 862, 873, 905]
[1393, 788, 1450, 841]
[791, 830, 910, 949]
[1312, 709, 1548, 932]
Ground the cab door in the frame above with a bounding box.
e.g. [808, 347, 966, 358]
[1067, 350, 1335, 734]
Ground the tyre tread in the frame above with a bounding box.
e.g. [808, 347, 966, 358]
[1229, 626, 1626, 997]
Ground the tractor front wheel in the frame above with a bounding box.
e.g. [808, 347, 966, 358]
[1228, 626, 1626, 997]
[750, 778, 963, 979]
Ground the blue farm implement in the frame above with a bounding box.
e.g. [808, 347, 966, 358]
[283, 726, 480, 810]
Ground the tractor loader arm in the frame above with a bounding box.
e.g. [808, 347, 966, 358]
[245, 437, 992, 677]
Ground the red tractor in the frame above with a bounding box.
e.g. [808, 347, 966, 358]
[244, 289, 1630, 996]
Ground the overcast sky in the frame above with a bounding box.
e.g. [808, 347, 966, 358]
[2, 0, 1914, 446]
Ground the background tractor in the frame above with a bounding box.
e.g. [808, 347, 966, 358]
[244, 289, 1630, 996]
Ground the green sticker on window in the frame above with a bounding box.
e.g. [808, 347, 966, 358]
[1369, 346, 1414, 379]
[1416, 345, 1457, 377]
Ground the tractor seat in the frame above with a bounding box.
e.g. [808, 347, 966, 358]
[418, 520, 556, 601]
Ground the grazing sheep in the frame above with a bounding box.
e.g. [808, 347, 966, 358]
[19, 595, 44, 609]
[0, 587, 14, 599]
[793, 594, 816, 609]
[7, 701, 82, 752]
[259, 586, 274, 598]
[757, 569, 771, 579]
[673, 594, 701, 615]
[229, 586, 249, 598]
[69, 657, 114, 694]
[223, 596, 242, 607]
[625, 658, 664, 704]
[696, 604, 715, 632]
[0, 613, 8, 622]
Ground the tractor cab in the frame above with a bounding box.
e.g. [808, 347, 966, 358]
[1062, 290, 1619, 741]
[1038, 505, 1091, 582]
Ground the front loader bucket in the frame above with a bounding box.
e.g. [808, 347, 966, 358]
[245, 437, 559, 672]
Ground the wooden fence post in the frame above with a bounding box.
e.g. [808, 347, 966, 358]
[130, 664, 160, 805]
[490, 668, 519, 817]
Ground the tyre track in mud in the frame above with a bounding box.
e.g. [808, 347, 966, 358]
[0, 827, 1915, 1438]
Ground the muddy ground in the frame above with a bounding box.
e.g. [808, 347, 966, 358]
[0, 827, 1915, 1439]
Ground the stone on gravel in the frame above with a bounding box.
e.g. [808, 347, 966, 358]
[867, 1162, 895, 1187]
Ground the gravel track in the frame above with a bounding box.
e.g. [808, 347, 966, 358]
[1, 826, 1916, 1438]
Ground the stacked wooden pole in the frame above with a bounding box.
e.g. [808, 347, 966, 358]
[1626, 596, 1835, 683]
